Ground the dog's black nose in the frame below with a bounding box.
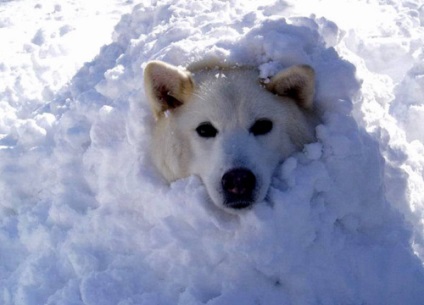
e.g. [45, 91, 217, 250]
[221, 168, 256, 209]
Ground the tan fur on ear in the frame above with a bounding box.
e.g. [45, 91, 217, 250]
[265, 65, 315, 110]
[144, 61, 194, 119]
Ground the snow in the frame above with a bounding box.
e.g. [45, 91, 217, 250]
[1, 0, 424, 304]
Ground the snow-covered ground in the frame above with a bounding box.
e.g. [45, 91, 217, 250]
[1, 0, 424, 304]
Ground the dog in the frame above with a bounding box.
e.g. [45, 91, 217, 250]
[144, 60, 316, 212]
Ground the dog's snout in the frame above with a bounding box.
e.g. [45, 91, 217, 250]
[222, 168, 256, 195]
[221, 168, 256, 209]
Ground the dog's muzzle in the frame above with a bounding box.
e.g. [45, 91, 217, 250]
[221, 168, 256, 209]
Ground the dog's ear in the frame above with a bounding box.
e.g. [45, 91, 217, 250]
[144, 61, 194, 119]
[265, 65, 315, 110]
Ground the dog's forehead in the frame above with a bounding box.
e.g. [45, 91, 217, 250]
[187, 69, 279, 125]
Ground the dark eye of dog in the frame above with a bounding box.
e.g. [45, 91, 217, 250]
[250, 119, 273, 136]
[196, 122, 218, 138]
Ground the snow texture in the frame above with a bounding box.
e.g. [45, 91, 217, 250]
[1, 0, 424, 304]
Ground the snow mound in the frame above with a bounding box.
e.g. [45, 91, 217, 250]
[1, 1, 424, 304]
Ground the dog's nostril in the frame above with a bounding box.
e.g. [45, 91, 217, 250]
[221, 168, 256, 196]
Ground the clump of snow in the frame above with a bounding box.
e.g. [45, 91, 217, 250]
[1, 0, 424, 304]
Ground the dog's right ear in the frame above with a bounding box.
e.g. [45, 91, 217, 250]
[144, 61, 194, 119]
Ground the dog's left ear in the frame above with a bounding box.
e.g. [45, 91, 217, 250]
[144, 61, 194, 119]
[265, 65, 315, 110]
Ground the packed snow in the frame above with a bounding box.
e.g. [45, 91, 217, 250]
[1, 0, 424, 304]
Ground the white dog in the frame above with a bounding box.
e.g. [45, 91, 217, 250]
[144, 60, 316, 211]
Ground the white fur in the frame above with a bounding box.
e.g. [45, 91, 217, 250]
[144, 60, 316, 211]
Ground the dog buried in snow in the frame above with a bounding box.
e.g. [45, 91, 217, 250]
[144, 60, 316, 212]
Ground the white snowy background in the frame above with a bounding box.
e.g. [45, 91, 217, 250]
[1, 0, 424, 304]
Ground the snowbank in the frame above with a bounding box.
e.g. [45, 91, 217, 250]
[1, 0, 424, 304]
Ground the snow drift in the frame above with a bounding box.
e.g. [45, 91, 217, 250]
[1, 1, 424, 304]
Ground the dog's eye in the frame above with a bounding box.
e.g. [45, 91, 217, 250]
[196, 122, 218, 138]
[250, 119, 273, 136]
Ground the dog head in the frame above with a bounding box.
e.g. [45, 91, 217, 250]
[144, 60, 315, 212]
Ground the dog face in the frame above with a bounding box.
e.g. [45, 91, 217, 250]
[144, 61, 315, 212]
